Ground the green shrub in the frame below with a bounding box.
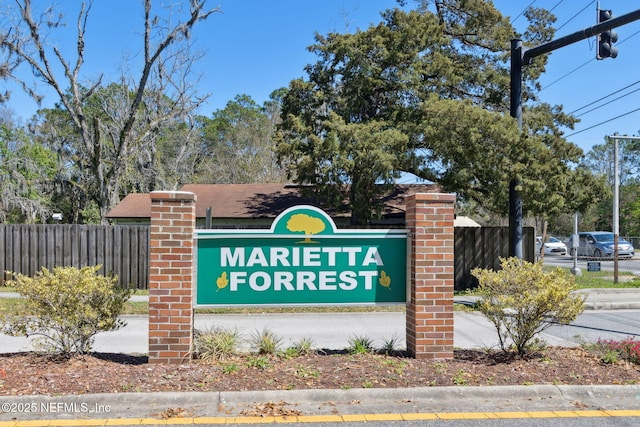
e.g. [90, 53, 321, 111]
[471, 257, 584, 356]
[0, 265, 131, 356]
[292, 338, 314, 355]
[246, 355, 271, 370]
[347, 335, 375, 354]
[598, 337, 640, 365]
[249, 328, 283, 355]
[378, 335, 402, 355]
[281, 338, 314, 358]
[193, 326, 241, 361]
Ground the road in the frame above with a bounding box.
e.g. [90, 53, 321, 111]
[215, 418, 640, 427]
[5, 309, 639, 354]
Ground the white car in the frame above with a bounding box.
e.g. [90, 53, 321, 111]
[536, 236, 567, 256]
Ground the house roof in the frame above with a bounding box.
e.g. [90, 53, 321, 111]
[106, 193, 151, 218]
[454, 216, 481, 227]
[106, 183, 440, 220]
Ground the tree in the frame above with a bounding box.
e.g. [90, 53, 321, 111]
[581, 136, 640, 236]
[276, 9, 438, 225]
[624, 181, 640, 237]
[0, 0, 220, 223]
[196, 94, 287, 184]
[276, 3, 596, 225]
[0, 111, 57, 223]
[584, 137, 640, 188]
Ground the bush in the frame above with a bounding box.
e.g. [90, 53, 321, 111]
[471, 257, 584, 356]
[281, 338, 314, 358]
[249, 328, 283, 355]
[598, 337, 640, 365]
[193, 326, 241, 361]
[378, 334, 403, 355]
[347, 335, 375, 354]
[0, 265, 132, 357]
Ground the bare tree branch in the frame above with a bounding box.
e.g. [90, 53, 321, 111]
[2, 0, 220, 222]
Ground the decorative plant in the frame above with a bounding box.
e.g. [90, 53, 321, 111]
[1, 265, 131, 356]
[472, 257, 584, 356]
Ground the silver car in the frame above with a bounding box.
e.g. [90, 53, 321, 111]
[566, 231, 635, 259]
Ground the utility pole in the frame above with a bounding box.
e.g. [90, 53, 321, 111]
[606, 135, 640, 285]
[509, 39, 523, 259]
[509, 8, 640, 258]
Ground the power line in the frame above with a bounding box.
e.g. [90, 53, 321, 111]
[538, 1, 597, 91]
[548, 0, 565, 13]
[574, 86, 640, 118]
[541, 59, 593, 91]
[565, 106, 640, 138]
[541, 28, 640, 92]
[511, 3, 640, 140]
[617, 27, 640, 46]
[568, 79, 640, 115]
[511, 0, 538, 24]
[555, 1, 595, 32]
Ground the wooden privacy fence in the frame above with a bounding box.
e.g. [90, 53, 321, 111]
[0, 224, 532, 291]
[454, 226, 536, 291]
[0, 224, 149, 289]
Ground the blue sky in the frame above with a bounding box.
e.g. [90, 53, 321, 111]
[5, 1, 640, 154]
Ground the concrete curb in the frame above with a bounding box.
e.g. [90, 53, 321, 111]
[1, 385, 639, 421]
[454, 288, 640, 311]
[577, 288, 640, 310]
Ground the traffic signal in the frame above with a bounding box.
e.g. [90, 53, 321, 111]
[596, 9, 618, 59]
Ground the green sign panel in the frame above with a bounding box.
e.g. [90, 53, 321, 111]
[195, 205, 407, 307]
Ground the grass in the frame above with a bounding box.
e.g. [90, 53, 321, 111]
[459, 269, 640, 295]
[572, 270, 640, 289]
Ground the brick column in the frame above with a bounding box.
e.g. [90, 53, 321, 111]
[148, 191, 196, 364]
[406, 193, 455, 359]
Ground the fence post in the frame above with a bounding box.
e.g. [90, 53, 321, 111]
[406, 193, 455, 359]
[148, 191, 196, 364]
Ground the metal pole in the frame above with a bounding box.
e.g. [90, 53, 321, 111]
[522, 8, 640, 64]
[571, 212, 581, 276]
[612, 136, 619, 284]
[509, 39, 523, 259]
[508, 10, 640, 260]
[607, 135, 640, 284]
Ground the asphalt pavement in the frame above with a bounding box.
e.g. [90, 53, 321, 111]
[1, 289, 640, 423]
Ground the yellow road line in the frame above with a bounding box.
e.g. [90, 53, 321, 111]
[1, 409, 640, 426]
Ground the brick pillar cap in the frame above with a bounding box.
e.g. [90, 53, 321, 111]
[407, 193, 456, 202]
[150, 191, 197, 202]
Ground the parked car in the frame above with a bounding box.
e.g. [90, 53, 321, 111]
[565, 231, 635, 258]
[536, 236, 568, 256]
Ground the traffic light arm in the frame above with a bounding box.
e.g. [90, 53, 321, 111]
[522, 8, 640, 65]
[508, 8, 640, 258]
